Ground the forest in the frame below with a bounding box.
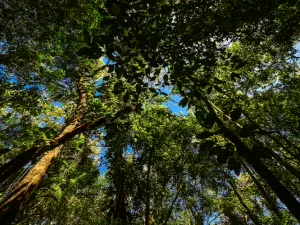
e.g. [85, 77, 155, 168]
[0, 0, 300, 224]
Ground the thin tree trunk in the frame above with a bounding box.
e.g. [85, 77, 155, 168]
[112, 150, 127, 222]
[212, 101, 300, 178]
[242, 162, 281, 217]
[264, 148, 300, 181]
[201, 96, 300, 222]
[162, 183, 182, 225]
[229, 180, 261, 225]
[113, 182, 127, 221]
[145, 148, 152, 225]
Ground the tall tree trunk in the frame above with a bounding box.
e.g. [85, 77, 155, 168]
[212, 101, 300, 179]
[0, 76, 97, 223]
[242, 162, 281, 217]
[162, 183, 182, 225]
[113, 182, 127, 222]
[0, 146, 62, 224]
[202, 96, 300, 222]
[145, 148, 153, 225]
[0, 105, 133, 185]
[229, 179, 261, 225]
[263, 147, 300, 181]
[0, 76, 86, 184]
[112, 150, 127, 223]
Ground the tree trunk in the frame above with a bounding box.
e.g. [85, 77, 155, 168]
[242, 162, 281, 217]
[162, 183, 182, 225]
[0, 75, 87, 185]
[0, 106, 133, 185]
[0, 76, 87, 223]
[145, 148, 153, 225]
[113, 182, 127, 222]
[266, 148, 300, 181]
[0, 106, 134, 223]
[202, 97, 300, 222]
[225, 131, 300, 222]
[229, 180, 262, 225]
[112, 150, 127, 223]
[0, 146, 62, 225]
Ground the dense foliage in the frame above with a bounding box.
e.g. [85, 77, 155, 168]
[0, 0, 300, 224]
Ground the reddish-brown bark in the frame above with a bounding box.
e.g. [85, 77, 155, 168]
[0, 146, 62, 224]
[0, 77, 135, 224]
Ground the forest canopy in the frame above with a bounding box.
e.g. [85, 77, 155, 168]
[0, 0, 300, 224]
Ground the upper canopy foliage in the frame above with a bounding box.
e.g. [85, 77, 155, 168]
[0, 0, 300, 224]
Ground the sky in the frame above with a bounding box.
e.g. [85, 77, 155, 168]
[102, 57, 188, 115]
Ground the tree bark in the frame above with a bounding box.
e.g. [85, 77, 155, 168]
[0, 75, 85, 184]
[162, 183, 182, 225]
[202, 96, 300, 223]
[0, 146, 62, 224]
[0, 75, 88, 224]
[112, 149, 127, 223]
[145, 148, 152, 225]
[0, 106, 134, 184]
[242, 162, 281, 217]
[229, 180, 262, 225]
[0, 77, 135, 223]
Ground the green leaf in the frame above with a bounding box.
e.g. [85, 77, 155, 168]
[179, 97, 189, 108]
[230, 72, 240, 81]
[149, 87, 157, 93]
[227, 158, 241, 176]
[204, 113, 216, 128]
[113, 81, 124, 94]
[0, 148, 10, 155]
[207, 86, 212, 95]
[230, 108, 242, 121]
[177, 81, 182, 91]
[201, 140, 215, 151]
[154, 69, 160, 76]
[108, 65, 114, 73]
[213, 85, 224, 93]
[123, 91, 130, 103]
[214, 77, 226, 84]
[77, 47, 91, 56]
[197, 131, 214, 139]
[209, 146, 222, 156]
[234, 61, 247, 69]
[62, 160, 69, 167]
[217, 149, 230, 165]
[103, 76, 110, 81]
[83, 29, 91, 45]
[136, 84, 142, 93]
[40, 194, 59, 203]
[163, 74, 168, 83]
[195, 110, 205, 121]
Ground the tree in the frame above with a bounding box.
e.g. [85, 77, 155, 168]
[1, 0, 300, 224]
[88, 0, 300, 220]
